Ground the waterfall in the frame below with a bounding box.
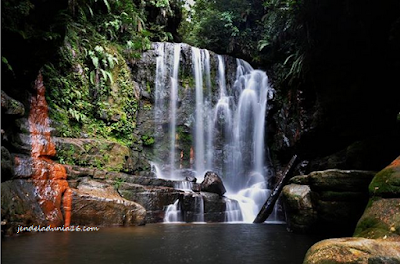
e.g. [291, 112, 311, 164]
[192, 47, 206, 177]
[164, 200, 183, 223]
[225, 199, 243, 222]
[205, 50, 213, 171]
[217, 55, 227, 97]
[152, 43, 275, 223]
[153, 43, 181, 180]
[169, 44, 181, 178]
[174, 181, 194, 191]
[193, 194, 205, 223]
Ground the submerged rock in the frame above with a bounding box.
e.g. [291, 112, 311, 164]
[200, 171, 226, 196]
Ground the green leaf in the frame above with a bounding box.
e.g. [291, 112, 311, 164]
[103, 0, 111, 13]
[86, 4, 94, 17]
[91, 56, 99, 69]
[257, 40, 270, 51]
[2, 56, 14, 72]
[90, 71, 96, 85]
[284, 54, 295, 65]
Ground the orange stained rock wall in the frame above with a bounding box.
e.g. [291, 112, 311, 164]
[28, 72, 72, 227]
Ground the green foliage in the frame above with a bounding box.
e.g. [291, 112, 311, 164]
[1, 57, 14, 74]
[179, 0, 264, 60]
[1, 0, 63, 41]
[113, 177, 126, 190]
[141, 135, 155, 146]
[43, 0, 176, 147]
[57, 146, 77, 165]
[180, 0, 308, 86]
[149, 0, 170, 9]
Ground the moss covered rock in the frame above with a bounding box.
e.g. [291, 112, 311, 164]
[369, 157, 400, 197]
[353, 156, 400, 240]
[1, 90, 25, 116]
[282, 184, 317, 232]
[284, 170, 374, 235]
[354, 198, 400, 239]
[54, 137, 135, 173]
[303, 238, 400, 264]
[304, 169, 376, 192]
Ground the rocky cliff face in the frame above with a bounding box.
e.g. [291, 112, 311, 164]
[282, 169, 376, 236]
[266, 0, 400, 175]
[1, 42, 243, 233]
[1, 0, 399, 238]
[303, 157, 400, 264]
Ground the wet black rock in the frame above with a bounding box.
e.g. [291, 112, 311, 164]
[200, 171, 226, 196]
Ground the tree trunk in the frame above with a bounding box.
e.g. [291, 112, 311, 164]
[253, 155, 298, 223]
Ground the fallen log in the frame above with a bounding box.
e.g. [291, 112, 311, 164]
[253, 154, 298, 223]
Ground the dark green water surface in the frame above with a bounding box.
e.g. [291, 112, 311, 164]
[2, 223, 323, 264]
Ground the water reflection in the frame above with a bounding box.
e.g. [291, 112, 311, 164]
[2, 224, 323, 264]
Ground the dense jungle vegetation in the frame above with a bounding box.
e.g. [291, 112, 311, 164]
[2, 0, 400, 166]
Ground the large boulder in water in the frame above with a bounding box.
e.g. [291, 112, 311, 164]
[354, 156, 400, 240]
[1, 180, 48, 235]
[303, 157, 400, 264]
[71, 178, 146, 226]
[303, 238, 400, 264]
[283, 169, 375, 235]
[200, 171, 226, 196]
[282, 184, 317, 232]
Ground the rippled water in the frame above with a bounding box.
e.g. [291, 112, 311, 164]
[2, 224, 323, 264]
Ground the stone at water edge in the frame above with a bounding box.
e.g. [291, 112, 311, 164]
[185, 176, 197, 183]
[284, 169, 374, 235]
[303, 237, 400, 264]
[354, 156, 400, 240]
[368, 156, 400, 197]
[1, 180, 48, 235]
[282, 184, 317, 232]
[200, 171, 226, 196]
[71, 178, 146, 226]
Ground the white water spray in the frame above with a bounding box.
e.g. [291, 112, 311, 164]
[152, 43, 277, 223]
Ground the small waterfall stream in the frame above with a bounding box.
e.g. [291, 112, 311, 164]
[152, 42, 278, 223]
[164, 200, 182, 223]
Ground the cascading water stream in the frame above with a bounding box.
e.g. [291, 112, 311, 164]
[169, 44, 181, 178]
[164, 200, 182, 223]
[152, 43, 277, 223]
[192, 47, 206, 177]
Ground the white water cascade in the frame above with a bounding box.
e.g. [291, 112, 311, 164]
[164, 200, 183, 223]
[193, 194, 205, 223]
[192, 47, 206, 177]
[169, 44, 181, 178]
[152, 43, 277, 223]
[225, 199, 243, 222]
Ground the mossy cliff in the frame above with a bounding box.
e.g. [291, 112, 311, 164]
[1, 0, 186, 234]
[1, 0, 239, 234]
[303, 157, 400, 264]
